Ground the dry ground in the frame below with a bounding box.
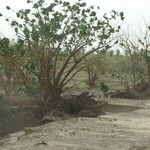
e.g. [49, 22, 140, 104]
[1, 98, 150, 150]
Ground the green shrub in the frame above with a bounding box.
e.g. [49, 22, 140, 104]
[98, 82, 109, 94]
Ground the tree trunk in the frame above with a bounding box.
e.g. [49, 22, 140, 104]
[49, 86, 62, 105]
[39, 79, 62, 106]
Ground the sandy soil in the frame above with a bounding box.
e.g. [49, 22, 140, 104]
[1, 98, 150, 150]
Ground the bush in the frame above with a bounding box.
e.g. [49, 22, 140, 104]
[97, 82, 109, 94]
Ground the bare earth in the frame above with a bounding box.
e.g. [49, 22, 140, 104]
[1, 98, 150, 150]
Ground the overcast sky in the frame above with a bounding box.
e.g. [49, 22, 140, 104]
[0, 0, 150, 38]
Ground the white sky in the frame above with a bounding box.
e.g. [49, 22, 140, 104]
[0, 0, 150, 38]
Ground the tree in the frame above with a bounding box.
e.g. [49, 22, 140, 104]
[120, 34, 144, 90]
[0, 0, 123, 106]
[84, 55, 98, 88]
[108, 50, 114, 56]
[138, 26, 150, 83]
[0, 38, 14, 94]
[116, 49, 120, 56]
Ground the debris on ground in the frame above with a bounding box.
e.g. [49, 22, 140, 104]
[134, 82, 150, 93]
[105, 89, 135, 99]
[40, 92, 108, 124]
[105, 82, 150, 99]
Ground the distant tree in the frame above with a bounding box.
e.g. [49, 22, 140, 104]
[0, 38, 14, 94]
[138, 26, 150, 83]
[120, 34, 144, 90]
[84, 55, 98, 88]
[108, 50, 114, 56]
[116, 49, 120, 55]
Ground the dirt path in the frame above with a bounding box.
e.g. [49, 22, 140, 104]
[1, 98, 150, 150]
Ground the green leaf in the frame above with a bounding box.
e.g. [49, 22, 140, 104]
[11, 21, 17, 27]
[15, 27, 18, 33]
[19, 24, 23, 28]
[27, 0, 32, 3]
[63, 2, 70, 6]
[79, 2, 86, 7]
[30, 62, 36, 70]
[25, 9, 31, 14]
[31, 19, 36, 23]
[90, 5, 94, 9]
[86, 8, 90, 13]
[33, 3, 39, 8]
[90, 11, 96, 16]
[6, 6, 11, 10]
[16, 12, 20, 18]
[114, 40, 118, 44]
[120, 12, 124, 20]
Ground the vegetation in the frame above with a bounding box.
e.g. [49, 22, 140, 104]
[0, 0, 123, 106]
[0, 0, 150, 112]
